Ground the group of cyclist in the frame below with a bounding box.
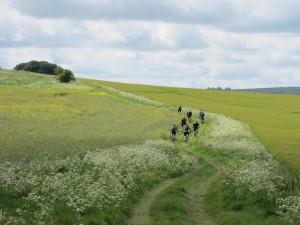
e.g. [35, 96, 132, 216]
[170, 106, 205, 142]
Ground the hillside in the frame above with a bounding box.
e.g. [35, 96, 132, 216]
[84, 79, 300, 169]
[237, 87, 300, 95]
[0, 70, 177, 160]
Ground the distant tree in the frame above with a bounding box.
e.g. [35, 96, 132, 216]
[58, 69, 76, 83]
[225, 87, 231, 91]
[216, 87, 223, 90]
[14, 61, 64, 75]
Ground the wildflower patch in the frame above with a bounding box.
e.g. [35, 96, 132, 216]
[0, 140, 194, 225]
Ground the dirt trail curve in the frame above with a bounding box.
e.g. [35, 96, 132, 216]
[127, 157, 222, 225]
[126, 177, 181, 225]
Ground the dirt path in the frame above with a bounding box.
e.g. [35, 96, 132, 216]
[127, 157, 222, 225]
[126, 177, 182, 225]
[189, 163, 221, 225]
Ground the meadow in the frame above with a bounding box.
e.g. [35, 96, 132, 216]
[1, 70, 300, 225]
[88, 80, 300, 169]
[0, 70, 195, 224]
[0, 70, 178, 161]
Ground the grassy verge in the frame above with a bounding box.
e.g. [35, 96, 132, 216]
[205, 176, 284, 225]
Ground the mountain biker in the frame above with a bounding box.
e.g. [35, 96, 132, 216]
[170, 125, 177, 141]
[199, 111, 205, 123]
[183, 125, 191, 142]
[193, 121, 200, 137]
[187, 110, 193, 122]
[181, 117, 187, 128]
[178, 106, 182, 113]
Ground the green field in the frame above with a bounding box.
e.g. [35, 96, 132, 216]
[88, 80, 300, 169]
[0, 70, 198, 224]
[0, 70, 178, 161]
[1, 70, 299, 225]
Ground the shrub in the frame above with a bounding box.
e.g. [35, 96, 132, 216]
[57, 69, 76, 83]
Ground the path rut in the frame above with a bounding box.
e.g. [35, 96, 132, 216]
[127, 157, 222, 225]
[127, 177, 181, 225]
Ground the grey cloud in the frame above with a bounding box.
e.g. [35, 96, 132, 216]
[214, 64, 260, 81]
[0, 20, 90, 48]
[0, 18, 209, 50]
[222, 55, 245, 64]
[176, 28, 209, 49]
[9, 0, 233, 23]
[8, 0, 300, 32]
[116, 28, 208, 51]
[267, 54, 300, 68]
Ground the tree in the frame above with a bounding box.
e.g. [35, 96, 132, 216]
[58, 69, 76, 83]
[14, 61, 64, 75]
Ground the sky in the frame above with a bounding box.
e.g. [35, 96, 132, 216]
[1, 0, 300, 88]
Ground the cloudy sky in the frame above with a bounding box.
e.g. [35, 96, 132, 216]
[1, 0, 300, 88]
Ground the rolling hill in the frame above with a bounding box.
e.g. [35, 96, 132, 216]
[0, 70, 177, 160]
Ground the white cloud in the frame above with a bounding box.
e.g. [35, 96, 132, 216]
[0, 0, 300, 88]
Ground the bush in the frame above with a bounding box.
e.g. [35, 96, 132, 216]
[57, 69, 76, 83]
[14, 61, 64, 75]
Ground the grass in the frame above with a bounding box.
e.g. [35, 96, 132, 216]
[205, 177, 284, 225]
[0, 70, 178, 161]
[87, 79, 300, 169]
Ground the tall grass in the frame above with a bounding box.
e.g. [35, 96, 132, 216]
[202, 113, 300, 224]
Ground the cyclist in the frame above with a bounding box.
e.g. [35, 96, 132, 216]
[183, 125, 191, 142]
[193, 121, 200, 136]
[170, 125, 177, 141]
